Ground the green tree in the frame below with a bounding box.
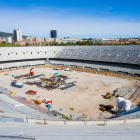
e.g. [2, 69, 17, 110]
[81, 41, 86, 45]
[25, 43, 30, 46]
[86, 40, 91, 45]
[76, 41, 81, 45]
[54, 42, 59, 46]
[60, 42, 64, 46]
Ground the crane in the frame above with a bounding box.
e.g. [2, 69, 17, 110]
[29, 68, 34, 75]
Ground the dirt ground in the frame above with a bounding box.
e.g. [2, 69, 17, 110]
[0, 67, 137, 117]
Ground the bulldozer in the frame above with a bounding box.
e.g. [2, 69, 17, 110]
[34, 99, 41, 104]
[105, 92, 113, 99]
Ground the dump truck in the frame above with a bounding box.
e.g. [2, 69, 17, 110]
[11, 80, 23, 88]
[106, 92, 113, 99]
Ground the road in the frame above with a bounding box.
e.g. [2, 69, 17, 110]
[0, 122, 140, 140]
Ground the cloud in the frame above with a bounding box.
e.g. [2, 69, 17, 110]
[0, 6, 140, 38]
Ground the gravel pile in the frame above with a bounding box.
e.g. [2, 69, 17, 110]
[113, 86, 135, 99]
[114, 110, 140, 120]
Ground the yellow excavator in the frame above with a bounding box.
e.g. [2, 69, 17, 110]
[106, 92, 113, 99]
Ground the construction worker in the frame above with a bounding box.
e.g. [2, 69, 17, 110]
[72, 106, 74, 111]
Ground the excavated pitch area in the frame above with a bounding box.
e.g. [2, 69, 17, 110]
[0, 67, 137, 117]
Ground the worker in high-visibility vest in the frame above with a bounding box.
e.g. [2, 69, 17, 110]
[72, 106, 74, 111]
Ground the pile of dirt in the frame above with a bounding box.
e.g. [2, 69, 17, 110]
[100, 105, 114, 112]
[100, 107, 106, 111]
[113, 86, 135, 98]
[48, 81, 60, 86]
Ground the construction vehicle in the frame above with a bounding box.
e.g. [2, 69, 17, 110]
[26, 90, 37, 95]
[29, 68, 34, 75]
[11, 91, 16, 95]
[11, 80, 23, 88]
[34, 99, 41, 104]
[15, 68, 34, 79]
[106, 92, 113, 99]
[15, 74, 28, 79]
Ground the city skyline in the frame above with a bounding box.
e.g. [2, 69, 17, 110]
[0, 0, 140, 38]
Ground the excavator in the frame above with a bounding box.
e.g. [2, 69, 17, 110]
[105, 92, 113, 99]
[29, 68, 34, 76]
[15, 68, 34, 79]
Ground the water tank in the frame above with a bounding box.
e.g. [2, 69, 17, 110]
[117, 97, 124, 111]
[123, 100, 131, 111]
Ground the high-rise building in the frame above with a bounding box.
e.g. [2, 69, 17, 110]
[50, 30, 57, 38]
[13, 29, 22, 42]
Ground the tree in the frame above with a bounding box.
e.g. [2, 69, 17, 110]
[86, 40, 91, 45]
[60, 42, 64, 46]
[76, 41, 81, 45]
[81, 41, 86, 45]
[54, 42, 59, 46]
[132, 41, 137, 45]
[25, 43, 30, 46]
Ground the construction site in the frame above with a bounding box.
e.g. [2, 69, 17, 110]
[0, 46, 140, 122]
[0, 65, 140, 119]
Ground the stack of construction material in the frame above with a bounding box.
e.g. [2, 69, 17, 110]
[65, 68, 70, 71]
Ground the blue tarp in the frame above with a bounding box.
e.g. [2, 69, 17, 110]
[123, 107, 140, 115]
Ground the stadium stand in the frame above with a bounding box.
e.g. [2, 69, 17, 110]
[0, 45, 140, 76]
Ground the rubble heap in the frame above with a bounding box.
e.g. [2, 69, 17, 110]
[113, 86, 135, 98]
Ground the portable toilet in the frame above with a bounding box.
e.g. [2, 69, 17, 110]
[47, 103, 52, 109]
[48, 103, 52, 108]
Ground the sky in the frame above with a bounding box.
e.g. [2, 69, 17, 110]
[0, 0, 140, 38]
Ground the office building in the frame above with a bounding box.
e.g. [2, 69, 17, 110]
[13, 29, 22, 42]
[50, 30, 57, 38]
